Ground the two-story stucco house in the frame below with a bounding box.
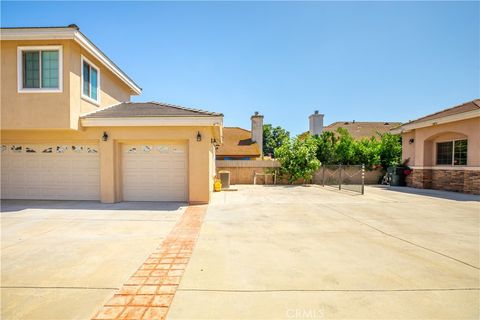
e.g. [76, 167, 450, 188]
[1, 25, 223, 204]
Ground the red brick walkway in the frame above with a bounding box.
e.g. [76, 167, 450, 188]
[92, 205, 207, 320]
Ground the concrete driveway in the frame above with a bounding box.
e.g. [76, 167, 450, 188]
[168, 185, 480, 320]
[1, 200, 186, 320]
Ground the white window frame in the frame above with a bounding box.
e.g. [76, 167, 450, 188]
[81, 55, 101, 105]
[435, 139, 468, 166]
[17, 45, 63, 93]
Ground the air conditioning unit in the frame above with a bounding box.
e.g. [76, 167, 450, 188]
[218, 170, 230, 189]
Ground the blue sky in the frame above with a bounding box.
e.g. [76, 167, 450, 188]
[2, 1, 479, 135]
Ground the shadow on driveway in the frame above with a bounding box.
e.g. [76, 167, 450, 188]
[0, 200, 187, 213]
[371, 185, 480, 202]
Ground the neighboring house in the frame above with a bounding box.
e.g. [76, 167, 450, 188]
[0, 25, 223, 204]
[216, 112, 263, 160]
[391, 99, 479, 195]
[308, 111, 401, 139]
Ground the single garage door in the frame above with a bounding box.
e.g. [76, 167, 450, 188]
[1, 144, 100, 200]
[122, 144, 188, 201]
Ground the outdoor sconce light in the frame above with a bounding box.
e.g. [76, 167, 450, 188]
[409, 138, 415, 144]
[102, 131, 109, 142]
[196, 131, 202, 142]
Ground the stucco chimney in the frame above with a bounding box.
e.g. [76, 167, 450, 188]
[251, 111, 264, 157]
[309, 110, 324, 136]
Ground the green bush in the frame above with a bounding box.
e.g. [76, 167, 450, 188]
[275, 135, 320, 184]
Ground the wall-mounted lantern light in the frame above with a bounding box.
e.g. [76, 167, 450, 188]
[196, 131, 202, 142]
[102, 131, 109, 142]
[409, 138, 415, 144]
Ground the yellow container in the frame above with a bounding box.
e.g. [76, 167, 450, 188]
[214, 178, 222, 192]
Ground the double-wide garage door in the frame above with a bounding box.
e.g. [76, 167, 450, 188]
[1, 144, 100, 200]
[1, 143, 188, 202]
[122, 144, 188, 202]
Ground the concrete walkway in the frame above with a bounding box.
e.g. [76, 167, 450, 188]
[168, 185, 480, 319]
[1, 200, 187, 320]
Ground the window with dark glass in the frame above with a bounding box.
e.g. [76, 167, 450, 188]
[436, 140, 468, 166]
[453, 140, 468, 165]
[22, 50, 59, 89]
[82, 60, 99, 101]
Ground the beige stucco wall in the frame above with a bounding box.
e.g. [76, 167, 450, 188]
[1, 39, 132, 130]
[401, 117, 480, 167]
[1, 126, 216, 204]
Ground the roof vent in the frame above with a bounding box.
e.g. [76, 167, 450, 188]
[314, 110, 319, 114]
[384, 122, 390, 125]
[352, 120, 355, 123]
[68, 24, 80, 30]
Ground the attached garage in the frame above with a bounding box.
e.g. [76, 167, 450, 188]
[122, 143, 188, 201]
[1, 143, 100, 200]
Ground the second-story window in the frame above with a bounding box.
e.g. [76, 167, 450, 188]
[81, 56, 100, 103]
[18, 46, 63, 92]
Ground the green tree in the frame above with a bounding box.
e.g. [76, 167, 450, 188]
[379, 133, 402, 169]
[263, 124, 290, 157]
[314, 131, 337, 165]
[353, 137, 381, 169]
[275, 135, 320, 184]
[334, 128, 356, 165]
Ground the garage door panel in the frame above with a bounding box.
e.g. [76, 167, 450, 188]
[122, 144, 188, 202]
[1, 144, 100, 200]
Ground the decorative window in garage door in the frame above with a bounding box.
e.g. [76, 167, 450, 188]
[172, 146, 186, 154]
[142, 145, 152, 153]
[156, 145, 169, 153]
[1, 144, 98, 155]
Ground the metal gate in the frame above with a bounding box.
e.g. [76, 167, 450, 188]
[319, 164, 365, 194]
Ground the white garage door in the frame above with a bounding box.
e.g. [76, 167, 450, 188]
[122, 144, 188, 201]
[1, 144, 100, 200]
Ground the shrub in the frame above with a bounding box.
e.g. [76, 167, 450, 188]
[275, 135, 320, 184]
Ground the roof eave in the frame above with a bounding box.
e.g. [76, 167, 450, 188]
[80, 115, 224, 127]
[1, 27, 142, 95]
[392, 109, 480, 134]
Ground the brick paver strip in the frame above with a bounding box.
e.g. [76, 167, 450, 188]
[92, 205, 207, 320]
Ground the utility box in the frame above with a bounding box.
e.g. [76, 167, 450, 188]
[218, 171, 230, 189]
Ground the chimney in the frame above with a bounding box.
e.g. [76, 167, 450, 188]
[251, 111, 264, 157]
[309, 110, 324, 136]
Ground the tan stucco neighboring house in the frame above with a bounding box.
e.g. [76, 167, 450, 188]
[391, 99, 480, 194]
[216, 112, 264, 160]
[307, 111, 401, 139]
[1, 25, 223, 204]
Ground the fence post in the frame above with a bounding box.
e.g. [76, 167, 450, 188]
[361, 164, 365, 195]
[322, 165, 325, 187]
[339, 164, 342, 190]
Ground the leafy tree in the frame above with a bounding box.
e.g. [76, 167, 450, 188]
[314, 131, 337, 165]
[263, 124, 290, 157]
[334, 128, 356, 165]
[275, 135, 320, 183]
[353, 137, 381, 169]
[379, 133, 402, 169]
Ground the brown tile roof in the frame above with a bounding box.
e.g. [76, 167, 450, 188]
[216, 127, 260, 157]
[324, 121, 402, 139]
[397, 99, 480, 127]
[82, 102, 223, 118]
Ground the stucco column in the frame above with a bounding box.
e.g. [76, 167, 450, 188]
[99, 138, 116, 203]
[188, 131, 211, 204]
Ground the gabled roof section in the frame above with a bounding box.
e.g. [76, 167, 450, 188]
[391, 99, 480, 133]
[216, 127, 260, 157]
[81, 101, 222, 118]
[324, 121, 402, 140]
[0, 24, 141, 95]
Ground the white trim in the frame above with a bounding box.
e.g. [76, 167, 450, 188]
[392, 109, 480, 134]
[81, 116, 224, 127]
[81, 55, 101, 105]
[17, 45, 63, 93]
[2, 28, 141, 94]
[411, 166, 480, 171]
